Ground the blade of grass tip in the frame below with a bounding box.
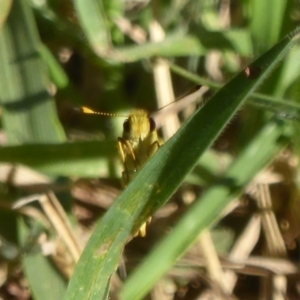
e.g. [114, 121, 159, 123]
[39, 44, 82, 104]
[39, 45, 84, 105]
[65, 27, 300, 300]
[39, 44, 69, 89]
[120, 119, 292, 300]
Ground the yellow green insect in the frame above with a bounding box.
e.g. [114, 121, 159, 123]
[80, 107, 162, 236]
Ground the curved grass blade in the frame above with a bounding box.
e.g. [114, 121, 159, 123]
[65, 28, 300, 300]
[120, 119, 292, 299]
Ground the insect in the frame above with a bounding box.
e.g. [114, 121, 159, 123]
[79, 107, 163, 236]
[118, 110, 161, 185]
[78, 85, 204, 236]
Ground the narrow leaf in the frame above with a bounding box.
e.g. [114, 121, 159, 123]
[65, 27, 300, 300]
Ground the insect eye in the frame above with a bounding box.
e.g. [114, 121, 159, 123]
[123, 119, 131, 133]
[149, 118, 156, 132]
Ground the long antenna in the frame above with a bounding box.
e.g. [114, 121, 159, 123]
[75, 106, 128, 118]
[152, 85, 207, 128]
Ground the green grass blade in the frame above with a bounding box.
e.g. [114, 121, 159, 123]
[73, 0, 111, 54]
[39, 45, 70, 90]
[0, 0, 12, 30]
[0, 1, 65, 144]
[65, 28, 300, 300]
[0, 141, 116, 177]
[31, 2, 110, 68]
[19, 218, 67, 300]
[121, 119, 291, 300]
[111, 29, 251, 62]
[170, 63, 300, 122]
[0, 2, 67, 299]
[190, 26, 253, 57]
[112, 35, 204, 62]
[250, 0, 288, 53]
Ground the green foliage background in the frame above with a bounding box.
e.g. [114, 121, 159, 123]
[1, 0, 300, 299]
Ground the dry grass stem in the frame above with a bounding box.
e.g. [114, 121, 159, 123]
[255, 184, 287, 256]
